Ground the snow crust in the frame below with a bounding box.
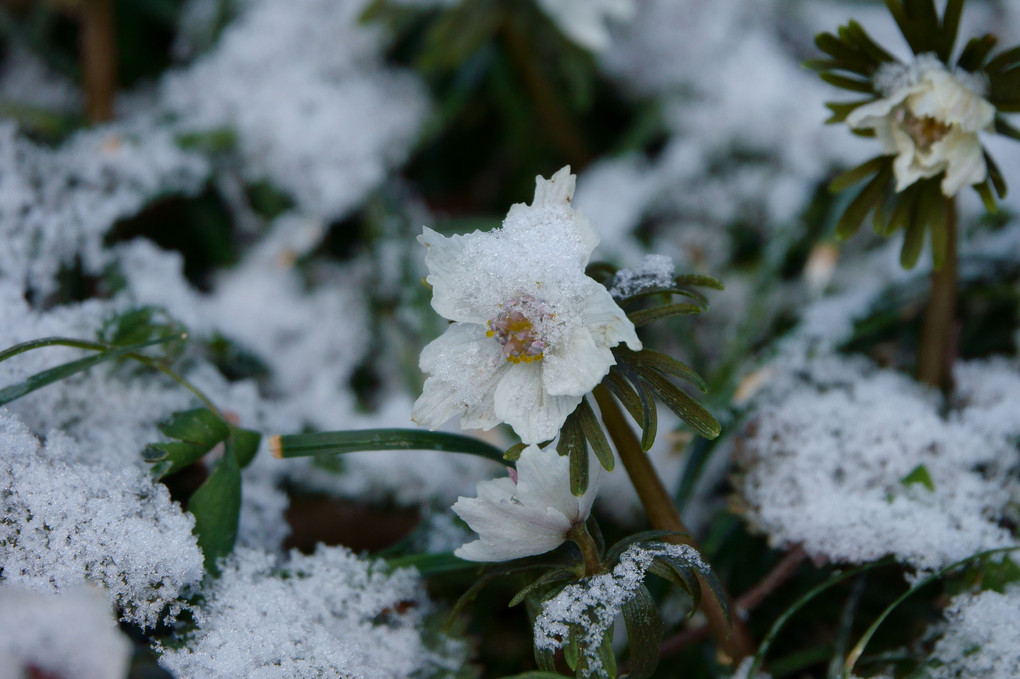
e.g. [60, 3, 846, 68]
[925, 585, 1020, 679]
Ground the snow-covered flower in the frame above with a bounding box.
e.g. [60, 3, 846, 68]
[412, 166, 641, 444]
[452, 443, 600, 562]
[846, 54, 995, 196]
[535, 0, 636, 52]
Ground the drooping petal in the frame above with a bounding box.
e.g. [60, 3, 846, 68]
[938, 131, 987, 196]
[418, 227, 493, 324]
[514, 443, 581, 522]
[541, 326, 615, 397]
[412, 323, 505, 431]
[578, 283, 641, 351]
[493, 363, 583, 444]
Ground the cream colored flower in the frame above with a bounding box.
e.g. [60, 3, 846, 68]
[847, 54, 995, 196]
[412, 166, 641, 444]
[452, 443, 600, 561]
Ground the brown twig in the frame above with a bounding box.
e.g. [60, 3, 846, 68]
[592, 385, 755, 664]
[80, 0, 118, 122]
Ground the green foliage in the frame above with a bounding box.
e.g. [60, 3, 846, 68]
[900, 464, 936, 492]
[270, 428, 505, 463]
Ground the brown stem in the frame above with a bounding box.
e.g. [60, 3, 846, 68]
[500, 11, 591, 169]
[592, 385, 755, 664]
[80, 0, 118, 122]
[917, 200, 957, 392]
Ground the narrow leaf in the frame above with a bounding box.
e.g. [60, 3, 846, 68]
[160, 408, 230, 446]
[617, 285, 708, 309]
[626, 348, 707, 392]
[386, 552, 476, 576]
[509, 568, 575, 607]
[994, 115, 1020, 141]
[503, 442, 527, 461]
[627, 303, 702, 327]
[985, 44, 1020, 73]
[576, 398, 614, 472]
[846, 21, 895, 64]
[188, 445, 241, 574]
[621, 585, 663, 679]
[673, 273, 724, 290]
[0, 335, 181, 406]
[820, 72, 874, 94]
[830, 156, 886, 194]
[558, 412, 589, 496]
[836, 168, 889, 239]
[271, 428, 505, 463]
[649, 556, 702, 609]
[957, 34, 998, 72]
[939, 0, 964, 61]
[605, 530, 692, 566]
[635, 368, 721, 440]
[604, 368, 643, 425]
[619, 366, 658, 452]
[825, 100, 873, 124]
[900, 215, 927, 270]
[986, 151, 1008, 198]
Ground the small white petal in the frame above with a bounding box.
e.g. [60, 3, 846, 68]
[419, 227, 491, 324]
[542, 327, 614, 397]
[579, 284, 641, 351]
[493, 364, 583, 444]
[939, 131, 987, 196]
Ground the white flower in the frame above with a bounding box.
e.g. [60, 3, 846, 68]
[452, 443, 600, 561]
[535, 0, 636, 52]
[847, 53, 996, 196]
[412, 166, 641, 444]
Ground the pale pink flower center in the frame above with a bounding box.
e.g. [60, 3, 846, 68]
[896, 108, 950, 150]
[487, 293, 554, 363]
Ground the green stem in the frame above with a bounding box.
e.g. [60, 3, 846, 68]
[0, 335, 223, 418]
[592, 384, 755, 664]
[568, 521, 603, 577]
[917, 199, 957, 392]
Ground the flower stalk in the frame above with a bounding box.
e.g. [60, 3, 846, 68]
[917, 199, 958, 391]
[80, 0, 118, 123]
[567, 521, 603, 577]
[592, 384, 755, 663]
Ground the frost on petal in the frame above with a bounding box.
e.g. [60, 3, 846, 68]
[493, 364, 583, 444]
[413, 323, 505, 432]
[542, 327, 615, 397]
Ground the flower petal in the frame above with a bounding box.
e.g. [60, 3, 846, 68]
[412, 323, 505, 431]
[938, 131, 987, 196]
[579, 284, 641, 351]
[493, 363, 582, 444]
[514, 444, 580, 522]
[541, 326, 615, 397]
[419, 227, 494, 324]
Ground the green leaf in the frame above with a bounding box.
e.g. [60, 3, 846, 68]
[900, 216, 927, 270]
[957, 34, 998, 72]
[271, 428, 505, 463]
[994, 115, 1020, 142]
[975, 180, 999, 212]
[509, 568, 576, 607]
[603, 369, 643, 427]
[605, 531, 691, 566]
[747, 558, 894, 678]
[0, 335, 182, 406]
[673, 273, 725, 290]
[145, 409, 231, 479]
[499, 673, 572, 679]
[815, 32, 873, 73]
[557, 411, 589, 496]
[607, 367, 657, 452]
[231, 426, 262, 468]
[504, 442, 528, 461]
[938, 0, 964, 62]
[829, 156, 886, 193]
[616, 285, 708, 309]
[188, 444, 241, 573]
[534, 645, 557, 674]
[904, 0, 939, 53]
[634, 368, 721, 440]
[836, 167, 891, 239]
[648, 555, 702, 607]
[985, 44, 1020, 74]
[627, 303, 703, 327]
[621, 585, 663, 679]
[624, 348, 707, 392]
[844, 21, 895, 64]
[986, 152, 1008, 198]
[627, 367, 659, 452]
[900, 464, 936, 492]
[99, 306, 183, 349]
[820, 72, 874, 94]
[825, 100, 873, 124]
[842, 547, 1020, 678]
[386, 552, 476, 576]
[576, 399, 614, 473]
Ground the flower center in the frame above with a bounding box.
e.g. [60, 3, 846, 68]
[486, 293, 553, 363]
[898, 110, 951, 150]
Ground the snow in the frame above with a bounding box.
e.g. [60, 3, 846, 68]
[157, 545, 468, 678]
[0, 586, 132, 679]
[924, 584, 1020, 679]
